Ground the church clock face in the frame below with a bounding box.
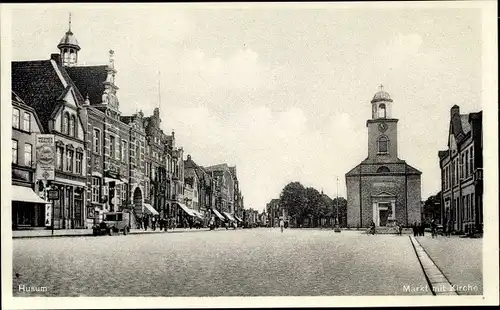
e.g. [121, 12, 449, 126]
[378, 122, 388, 132]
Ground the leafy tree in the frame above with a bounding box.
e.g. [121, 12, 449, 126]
[279, 182, 307, 225]
[423, 192, 441, 223]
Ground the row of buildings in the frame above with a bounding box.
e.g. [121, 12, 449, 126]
[11, 20, 245, 230]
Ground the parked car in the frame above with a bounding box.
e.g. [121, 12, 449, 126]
[93, 212, 131, 236]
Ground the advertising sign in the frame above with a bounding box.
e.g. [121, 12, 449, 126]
[45, 203, 52, 227]
[47, 190, 59, 200]
[36, 134, 55, 181]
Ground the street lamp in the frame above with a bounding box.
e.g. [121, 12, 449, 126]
[334, 176, 341, 233]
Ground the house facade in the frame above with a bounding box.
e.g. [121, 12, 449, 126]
[438, 105, 483, 234]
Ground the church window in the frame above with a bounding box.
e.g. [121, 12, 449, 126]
[377, 136, 389, 154]
[378, 104, 386, 118]
[377, 166, 390, 173]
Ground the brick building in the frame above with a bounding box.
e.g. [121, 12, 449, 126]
[345, 87, 422, 228]
[438, 105, 483, 234]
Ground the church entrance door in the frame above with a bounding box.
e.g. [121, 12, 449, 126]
[379, 209, 389, 226]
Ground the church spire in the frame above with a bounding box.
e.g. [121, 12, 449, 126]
[68, 12, 72, 32]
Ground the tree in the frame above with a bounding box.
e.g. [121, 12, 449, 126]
[279, 182, 307, 226]
[423, 192, 441, 224]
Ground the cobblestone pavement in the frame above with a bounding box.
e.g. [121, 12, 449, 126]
[416, 236, 482, 295]
[13, 229, 430, 297]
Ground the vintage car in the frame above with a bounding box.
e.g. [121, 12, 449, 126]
[92, 212, 131, 236]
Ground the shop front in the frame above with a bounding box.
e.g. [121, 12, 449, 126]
[12, 185, 48, 230]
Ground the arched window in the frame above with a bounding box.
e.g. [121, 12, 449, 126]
[378, 136, 389, 154]
[378, 104, 386, 118]
[62, 112, 69, 134]
[377, 166, 390, 173]
[69, 115, 76, 137]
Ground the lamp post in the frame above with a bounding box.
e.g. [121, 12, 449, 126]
[334, 176, 341, 233]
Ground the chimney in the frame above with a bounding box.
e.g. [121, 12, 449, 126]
[50, 53, 62, 66]
[450, 105, 460, 118]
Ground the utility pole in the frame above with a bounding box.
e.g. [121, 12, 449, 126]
[334, 176, 341, 233]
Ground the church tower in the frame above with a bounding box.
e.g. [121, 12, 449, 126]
[57, 13, 80, 67]
[345, 85, 422, 228]
[366, 85, 398, 162]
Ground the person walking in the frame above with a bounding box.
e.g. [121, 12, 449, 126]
[143, 215, 149, 231]
[412, 222, 417, 237]
[280, 218, 285, 233]
[151, 216, 157, 231]
[431, 219, 437, 238]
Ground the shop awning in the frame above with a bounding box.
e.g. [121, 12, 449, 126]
[223, 212, 236, 222]
[104, 177, 122, 184]
[176, 203, 195, 217]
[143, 203, 159, 216]
[191, 210, 204, 219]
[12, 185, 47, 204]
[234, 215, 243, 222]
[212, 209, 225, 220]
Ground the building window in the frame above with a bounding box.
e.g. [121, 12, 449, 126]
[23, 112, 31, 132]
[24, 143, 32, 167]
[377, 136, 388, 154]
[56, 146, 64, 170]
[110, 135, 115, 159]
[13, 108, 20, 129]
[465, 150, 469, 178]
[66, 149, 74, 172]
[76, 152, 83, 174]
[62, 112, 69, 134]
[93, 128, 101, 154]
[469, 147, 474, 175]
[377, 166, 390, 173]
[378, 104, 386, 118]
[12, 139, 18, 164]
[121, 140, 127, 161]
[92, 177, 101, 203]
[122, 183, 128, 202]
[69, 115, 76, 137]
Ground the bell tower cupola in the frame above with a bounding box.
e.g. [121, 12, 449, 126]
[57, 13, 81, 67]
[371, 84, 393, 119]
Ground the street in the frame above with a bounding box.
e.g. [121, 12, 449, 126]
[11, 229, 445, 297]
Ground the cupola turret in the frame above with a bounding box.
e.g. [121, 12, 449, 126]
[371, 85, 393, 119]
[57, 13, 80, 67]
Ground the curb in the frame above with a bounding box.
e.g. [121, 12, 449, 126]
[409, 235, 458, 296]
[12, 228, 212, 239]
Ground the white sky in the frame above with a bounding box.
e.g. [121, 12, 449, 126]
[7, 3, 484, 212]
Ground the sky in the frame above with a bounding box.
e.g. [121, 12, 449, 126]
[7, 3, 484, 211]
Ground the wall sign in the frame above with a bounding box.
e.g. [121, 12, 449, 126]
[36, 134, 55, 181]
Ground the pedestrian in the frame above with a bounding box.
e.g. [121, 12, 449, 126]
[412, 222, 417, 237]
[420, 222, 425, 236]
[143, 215, 149, 231]
[151, 216, 157, 231]
[279, 218, 284, 233]
[431, 219, 437, 238]
[137, 217, 142, 229]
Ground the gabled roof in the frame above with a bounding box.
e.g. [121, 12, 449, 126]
[12, 60, 68, 132]
[205, 163, 230, 172]
[66, 65, 107, 106]
[345, 164, 361, 176]
[12, 91, 45, 133]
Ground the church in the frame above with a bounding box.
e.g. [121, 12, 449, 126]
[345, 87, 422, 228]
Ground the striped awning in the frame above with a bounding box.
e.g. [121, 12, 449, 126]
[143, 203, 159, 216]
[212, 209, 225, 220]
[176, 203, 195, 217]
[223, 212, 236, 222]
